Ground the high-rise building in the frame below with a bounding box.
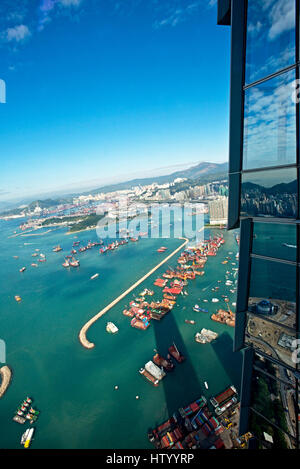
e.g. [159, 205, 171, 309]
[209, 197, 228, 225]
[218, 0, 299, 448]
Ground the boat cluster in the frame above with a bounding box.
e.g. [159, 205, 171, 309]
[139, 344, 185, 387]
[13, 396, 39, 425]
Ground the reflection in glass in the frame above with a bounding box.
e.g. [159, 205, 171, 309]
[243, 71, 296, 170]
[245, 312, 296, 368]
[249, 363, 297, 448]
[249, 257, 296, 305]
[252, 222, 296, 261]
[240, 167, 297, 218]
[246, 0, 295, 85]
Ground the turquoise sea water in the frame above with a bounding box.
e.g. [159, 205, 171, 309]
[0, 218, 242, 449]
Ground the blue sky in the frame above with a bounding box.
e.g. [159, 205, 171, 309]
[0, 0, 230, 202]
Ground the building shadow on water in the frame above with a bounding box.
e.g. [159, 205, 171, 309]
[211, 331, 243, 393]
[151, 311, 202, 423]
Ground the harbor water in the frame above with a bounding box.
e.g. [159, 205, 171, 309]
[0, 217, 242, 449]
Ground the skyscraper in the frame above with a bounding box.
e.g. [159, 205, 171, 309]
[218, 0, 299, 448]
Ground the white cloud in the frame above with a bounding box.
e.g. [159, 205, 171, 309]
[59, 0, 83, 6]
[268, 0, 295, 40]
[5, 24, 31, 42]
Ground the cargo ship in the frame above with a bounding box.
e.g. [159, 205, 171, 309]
[145, 361, 166, 381]
[210, 385, 237, 408]
[153, 353, 174, 372]
[139, 368, 159, 386]
[168, 343, 185, 363]
[215, 396, 237, 416]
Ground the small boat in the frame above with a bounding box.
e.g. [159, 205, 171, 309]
[69, 257, 79, 267]
[23, 427, 35, 448]
[90, 273, 99, 280]
[212, 298, 219, 303]
[168, 342, 185, 363]
[204, 381, 208, 390]
[31, 263, 38, 267]
[153, 352, 174, 372]
[15, 295, 22, 302]
[21, 428, 31, 445]
[62, 259, 70, 268]
[52, 245, 62, 252]
[106, 322, 118, 334]
[185, 319, 195, 325]
[19, 267, 26, 273]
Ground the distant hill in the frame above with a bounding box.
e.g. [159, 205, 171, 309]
[242, 179, 297, 194]
[88, 161, 228, 194]
[0, 161, 229, 215]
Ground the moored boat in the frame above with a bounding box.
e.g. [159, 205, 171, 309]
[106, 322, 118, 334]
[153, 353, 174, 372]
[168, 343, 185, 363]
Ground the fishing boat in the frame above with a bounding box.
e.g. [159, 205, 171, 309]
[153, 352, 174, 372]
[168, 343, 185, 363]
[62, 259, 70, 268]
[90, 273, 99, 280]
[69, 257, 80, 267]
[52, 245, 62, 252]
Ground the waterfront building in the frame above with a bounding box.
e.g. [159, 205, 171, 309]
[218, 0, 299, 448]
[208, 197, 228, 225]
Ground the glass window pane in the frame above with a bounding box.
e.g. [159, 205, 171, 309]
[248, 256, 296, 308]
[240, 167, 297, 218]
[252, 222, 297, 261]
[245, 313, 296, 367]
[249, 365, 297, 448]
[246, 0, 296, 85]
[243, 71, 296, 170]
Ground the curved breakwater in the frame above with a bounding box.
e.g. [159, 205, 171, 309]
[0, 366, 12, 398]
[78, 238, 189, 349]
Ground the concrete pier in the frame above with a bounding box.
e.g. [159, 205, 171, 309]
[79, 238, 189, 349]
[0, 366, 12, 398]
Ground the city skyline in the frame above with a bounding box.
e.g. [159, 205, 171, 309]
[0, 0, 230, 202]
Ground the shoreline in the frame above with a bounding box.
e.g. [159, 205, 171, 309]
[78, 237, 189, 349]
[0, 366, 12, 398]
